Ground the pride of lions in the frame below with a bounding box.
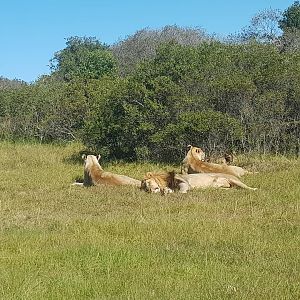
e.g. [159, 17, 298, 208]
[73, 145, 258, 194]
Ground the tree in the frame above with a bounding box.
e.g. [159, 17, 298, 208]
[1, 25, 300, 158]
[50, 36, 117, 81]
[0, 76, 26, 89]
[279, 1, 300, 31]
[238, 8, 282, 44]
[111, 25, 212, 76]
[278, 1, 300, 52]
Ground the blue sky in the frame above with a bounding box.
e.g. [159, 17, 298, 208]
[0, 0, 294, 82]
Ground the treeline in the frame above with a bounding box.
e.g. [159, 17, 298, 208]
[0, 2, 300, 161]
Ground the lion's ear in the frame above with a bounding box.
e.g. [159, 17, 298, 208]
[97, 154, 101, 161]
[187, 144, 192, 150]
[146, 172, 153, 178]
[82, 154, 87, 160]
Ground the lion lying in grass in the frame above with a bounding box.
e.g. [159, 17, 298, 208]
[73, 154, 141, 187]
[181, 145, 254, 178]
[141, 171, 257, 194]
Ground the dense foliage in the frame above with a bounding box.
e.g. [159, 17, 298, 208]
[0, 2, 300, 161]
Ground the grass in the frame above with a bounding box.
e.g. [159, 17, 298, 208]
[0, 141, 299, 299]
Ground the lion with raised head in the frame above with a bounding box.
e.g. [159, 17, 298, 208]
[205, 151, 235, 165]
[181, 145, 253, 178]
[73, 154, 141, 187]
[141, 171, 257, 194]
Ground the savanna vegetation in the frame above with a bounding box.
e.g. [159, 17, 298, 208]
[1, 2, 300, 161]
[0, 142, 299, 299]
[1, 2, 300, 299]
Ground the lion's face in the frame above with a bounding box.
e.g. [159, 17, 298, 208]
[141, 173, 174, 195]
[141, 178, 161, 193]
[190, 146, 205, 161]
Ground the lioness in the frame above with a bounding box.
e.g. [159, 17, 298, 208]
[181, 145, 252, 178]
[141, 171, 257, 194]
[74, 154, 141, 187]
[205, 151, 235, 165]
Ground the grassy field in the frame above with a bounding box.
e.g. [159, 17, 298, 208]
[0, 142, 299, 299]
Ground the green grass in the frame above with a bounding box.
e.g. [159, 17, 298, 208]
[0, 142, 299, 299]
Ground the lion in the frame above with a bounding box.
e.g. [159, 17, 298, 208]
[141, 171, 257, 194]
[181, 145, 253, 178]
[73, 154, 141, 187]
[205, 151, 235, 165]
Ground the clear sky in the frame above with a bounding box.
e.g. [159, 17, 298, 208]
[0, 0, 294, 82]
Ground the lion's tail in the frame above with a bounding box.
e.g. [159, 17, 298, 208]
[245, 170, 259, 175]
[228, 178, 257, 190]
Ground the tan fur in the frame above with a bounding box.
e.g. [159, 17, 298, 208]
[79, 154, 141, 187]
[141, 171, 178, 194]
[141, 171, 257, 194]
[182, 145, 252, 178]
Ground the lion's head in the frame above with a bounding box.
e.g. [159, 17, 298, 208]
[82, 154, 101, 169]
[141, 171, 178, 195]
[188, 145, 206, 161]
[82, 154, 102, 186]
[224, 151, 235, 164]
